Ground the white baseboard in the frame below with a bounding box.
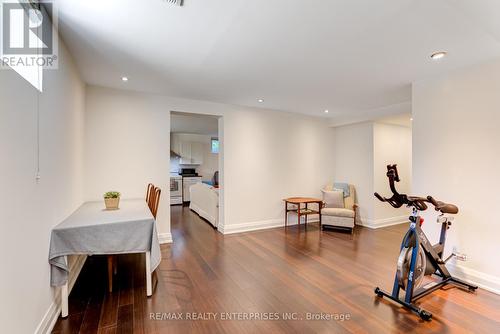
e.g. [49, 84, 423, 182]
[357, 215, 408, 229]
[219, 215, 319, 235]
[220, 214, 404, 234]
[35, 255, 87, 334]
[158, 232, 173, 244]
[447, 263, 500, 295]
[219, 219, 289, 234]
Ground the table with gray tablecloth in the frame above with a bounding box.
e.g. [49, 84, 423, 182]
[49, 199, 161, 317]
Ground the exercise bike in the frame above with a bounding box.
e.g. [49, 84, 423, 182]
[373, 164, 477, 320]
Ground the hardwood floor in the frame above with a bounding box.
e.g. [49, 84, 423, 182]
[53, 205, 500, 333]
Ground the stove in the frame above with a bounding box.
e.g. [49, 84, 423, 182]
[179, 168, 199, 177]
[170, 175, 183, 205]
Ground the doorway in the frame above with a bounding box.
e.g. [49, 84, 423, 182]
[169, 111, 223, 232]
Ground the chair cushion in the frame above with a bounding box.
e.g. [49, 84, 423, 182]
[322, 190, 344, 208]
[321, 208, 355, 218]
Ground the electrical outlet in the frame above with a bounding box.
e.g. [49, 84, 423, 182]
[162, 0, 183, 6]
[450, 246, 467, 261]
[454, 252, 467, 261]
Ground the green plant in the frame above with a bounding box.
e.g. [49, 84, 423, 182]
[104, 191, 121, 199]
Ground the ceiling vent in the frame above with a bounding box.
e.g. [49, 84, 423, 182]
[164, 0, 183, 6]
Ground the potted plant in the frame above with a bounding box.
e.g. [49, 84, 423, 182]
[104, 191, 121, 210]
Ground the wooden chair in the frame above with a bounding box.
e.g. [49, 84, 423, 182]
[146, 183, 155, 209]
[107, 183, 159, 293]
[150, 187, 161, 219]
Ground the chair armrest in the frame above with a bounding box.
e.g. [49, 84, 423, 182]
[352, 204, 358, 224]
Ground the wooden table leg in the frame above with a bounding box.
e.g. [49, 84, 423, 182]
[146, 251, 152, 297]
[297, 204, 301, 226]
[305, 203, 308, 225]
[285, 201, 288, 227]
[107, 255, 113, 293]
[61, 256, 69, 318]
[318, 201, 322, 229]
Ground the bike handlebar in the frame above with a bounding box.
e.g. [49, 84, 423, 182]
[374, 164, 430, 211]
[375, 164, 458, 213]
[427, 195, 439, 207]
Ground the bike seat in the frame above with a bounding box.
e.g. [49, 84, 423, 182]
[434, 201, 459, 214]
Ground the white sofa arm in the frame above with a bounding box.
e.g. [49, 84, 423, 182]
[189, 183, 219, 227]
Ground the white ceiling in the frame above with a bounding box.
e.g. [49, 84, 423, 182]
[55, 0, 500, 122]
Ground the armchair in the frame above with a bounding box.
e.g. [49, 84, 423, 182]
[321, 184, 358, 233]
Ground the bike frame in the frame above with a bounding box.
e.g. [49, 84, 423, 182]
[374, 164, 478, 320]
[392, 209, 453, 302]
[376, 208, 478, 319]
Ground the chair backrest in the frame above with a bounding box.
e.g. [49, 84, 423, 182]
[212, 171, 219, 186]
[323, 183, 356, 210]
[344, 185, 356, 210]
[146, 183, 161, 218]
[146, 183, 154, 205]
[150, 187, 161, 219]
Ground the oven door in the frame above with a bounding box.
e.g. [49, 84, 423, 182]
[170, 178, 182, 197]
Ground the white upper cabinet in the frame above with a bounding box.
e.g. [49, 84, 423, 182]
[179, 141, 193, 164]
[190, 142, 203, 165]
[172, 133, 205, 165]
[171, 135, 181, 155]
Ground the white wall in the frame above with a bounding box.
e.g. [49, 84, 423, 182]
[0, 41, 85, 332]
[198, 139, 219, 182]
[84, 87, 171, 241]
[333, 122, 374, 221]
[84, 86, 335, 235]
[413, 59, 500, 293]
[332, 121, 412, 227]
[373, 123, 412, 221]
[222, 107, 335, 231]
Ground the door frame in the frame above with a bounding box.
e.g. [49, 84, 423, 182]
[169, 111, 225, 234]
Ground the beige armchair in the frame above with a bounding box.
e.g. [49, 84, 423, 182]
[321, 184, 358, 233]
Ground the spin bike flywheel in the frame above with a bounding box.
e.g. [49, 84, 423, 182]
[397, 245, 426, 290]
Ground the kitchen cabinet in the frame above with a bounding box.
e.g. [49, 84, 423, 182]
[179, 141, 192, 164]
[190, 142, 203, 165]
[183, 176, 202, 202]
[172, 134, 204, 165]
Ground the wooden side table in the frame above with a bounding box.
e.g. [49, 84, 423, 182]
[283, 197, 323, 227]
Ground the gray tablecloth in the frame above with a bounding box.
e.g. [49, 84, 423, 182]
[49, 199, 162, 286]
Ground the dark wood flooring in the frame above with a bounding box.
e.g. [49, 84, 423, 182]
[53, 205, 500, 333]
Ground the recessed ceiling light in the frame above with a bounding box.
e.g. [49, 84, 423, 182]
[324, 110, 329, 113]
[121, 76, 128, 82]
[258, 99, 264, 103]
[410, 117, 414, 121]
[430, 51, 447, 60]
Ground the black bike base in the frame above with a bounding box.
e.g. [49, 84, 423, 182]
[375, 287, 433, 320]
[375, 278, 478, 321]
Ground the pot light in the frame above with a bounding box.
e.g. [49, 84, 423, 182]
[410, 117, 414, 121]
[258, 99, 264, 103]
[324, 110, 329, 114]
[121, 76, 128, 82]
[430, 51, 447, 60]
